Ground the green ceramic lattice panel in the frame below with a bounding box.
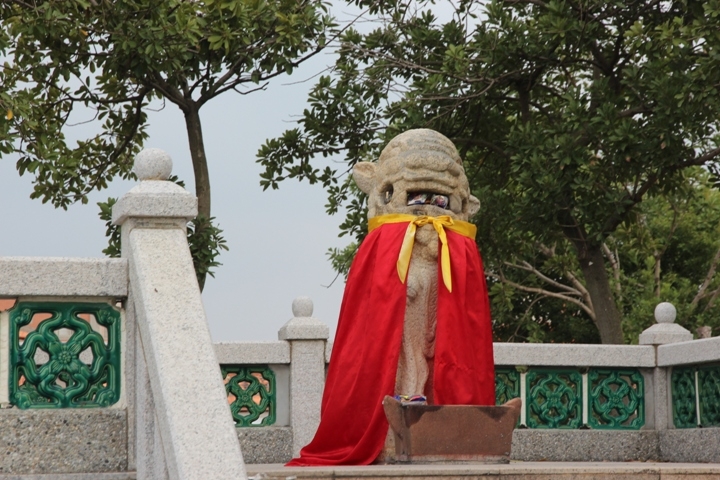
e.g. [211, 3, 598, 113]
[222, 365, 276, 427]
[588, 368, 644, 429]
[698, 364, 720, 427]
[495, 367, 520, 405]
[671, 366, 697, 428]
[526, 368, 582, 429]
[9, 302, 121, 408]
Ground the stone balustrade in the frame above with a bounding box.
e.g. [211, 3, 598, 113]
[221, 301, 720, 464]
[0, 258, 130, 475]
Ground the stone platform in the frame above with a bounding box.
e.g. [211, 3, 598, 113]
[247, 462, 720, 480]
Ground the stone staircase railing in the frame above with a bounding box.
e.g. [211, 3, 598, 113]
[0, 149, 246, 479]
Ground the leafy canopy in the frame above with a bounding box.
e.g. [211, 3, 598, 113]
[1, 0, 334, 285]
[258, 0, 720, 342]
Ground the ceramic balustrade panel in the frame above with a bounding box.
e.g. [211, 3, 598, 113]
[221, 364, 276, 427]
[495, 367, 521, 405]
[588, 368, 644, 429]
[672, 363, 720, 428]
[698, 364, 720, 427]
[526, 368, 583, 429]
[9, 301, 121, 408]
[671, 366, 697, 428]
[495, 366, 645, 430]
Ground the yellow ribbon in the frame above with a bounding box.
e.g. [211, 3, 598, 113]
[368, 214, 477, 293]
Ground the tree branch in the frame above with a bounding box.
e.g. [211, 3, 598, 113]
[452, 137, 510, 159]
[691, 246, 720, 311]
[148, 74, 187, 110]
[538, 242, 594, 309]
[504, 260, 582, 295]
[680, 146, 720, 168]
[703, 286, 720, 313]
[488, 271, 597, 321]
[503, 0, 549, 7]
[617, 106, 652, 118]
[73, 88, 149, 201]
[599, 171, 658, 235]
[602, 242, 622, 301]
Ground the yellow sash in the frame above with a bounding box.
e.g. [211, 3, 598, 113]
[368, 214, 476, 293]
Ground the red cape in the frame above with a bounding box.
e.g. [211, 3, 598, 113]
[287, 221, 495, 466]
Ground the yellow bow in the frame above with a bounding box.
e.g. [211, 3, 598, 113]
[368, 214, 477, 292]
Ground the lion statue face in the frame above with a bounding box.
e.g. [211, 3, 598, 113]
[352, 129, 480, 221]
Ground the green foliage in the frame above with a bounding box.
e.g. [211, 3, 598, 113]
[486, 168, 720, 343]
[327, 242, 358, 279]
[258, 0, 720, 342]
[1, 0, 334, 286]
[614, 169, 720, 342]
[98, 199, 228, 288]
[97, 197, 121, 258]
[187, 215, 229, 289]
[488, 270, 602, 344]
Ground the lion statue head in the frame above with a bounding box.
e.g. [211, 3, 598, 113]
[352, 129, 480, 221]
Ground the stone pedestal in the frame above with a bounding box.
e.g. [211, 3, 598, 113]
[639, 303, 692, 345]
[383, 397, 522, 464]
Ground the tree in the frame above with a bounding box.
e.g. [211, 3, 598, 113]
[613, 169, 720, 341]
[489, 168, 720, 344]
[0, 0, 334, 288]
[258, 0, 720, 343]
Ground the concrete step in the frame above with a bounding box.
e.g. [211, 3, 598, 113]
[0, 474, 135, 480]
[247, 462, 720, 479]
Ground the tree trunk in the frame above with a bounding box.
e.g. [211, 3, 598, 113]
[184, 103, 211, 291]
[653, 251, 661, 298]
[576, 244, 624, 344]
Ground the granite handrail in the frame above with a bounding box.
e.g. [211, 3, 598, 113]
[113, 149, 246, 480]
[0, 257, 128, 298]
[658, 336, 720, 366]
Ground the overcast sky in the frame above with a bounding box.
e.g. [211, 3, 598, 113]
[0, 50, 349, 342]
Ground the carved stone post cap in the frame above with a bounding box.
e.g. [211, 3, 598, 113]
[278, 296, 329, 341]
[133, 148, 173, 181]
[654, 302, 677, 323]
[112, 148, 197, 226]
[639, 302, 692, 345]
[292, 296, 314, 317]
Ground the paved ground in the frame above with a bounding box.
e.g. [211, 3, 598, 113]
[247, 462, 720, 480]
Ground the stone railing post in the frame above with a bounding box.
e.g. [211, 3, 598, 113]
[113, 149, 246, 480]
[278, 296, 329, 457]
[639, 302, 692, 431]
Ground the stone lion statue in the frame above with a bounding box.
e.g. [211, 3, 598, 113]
[288, 129, 494, 466]
[353, 128, 481, 400]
